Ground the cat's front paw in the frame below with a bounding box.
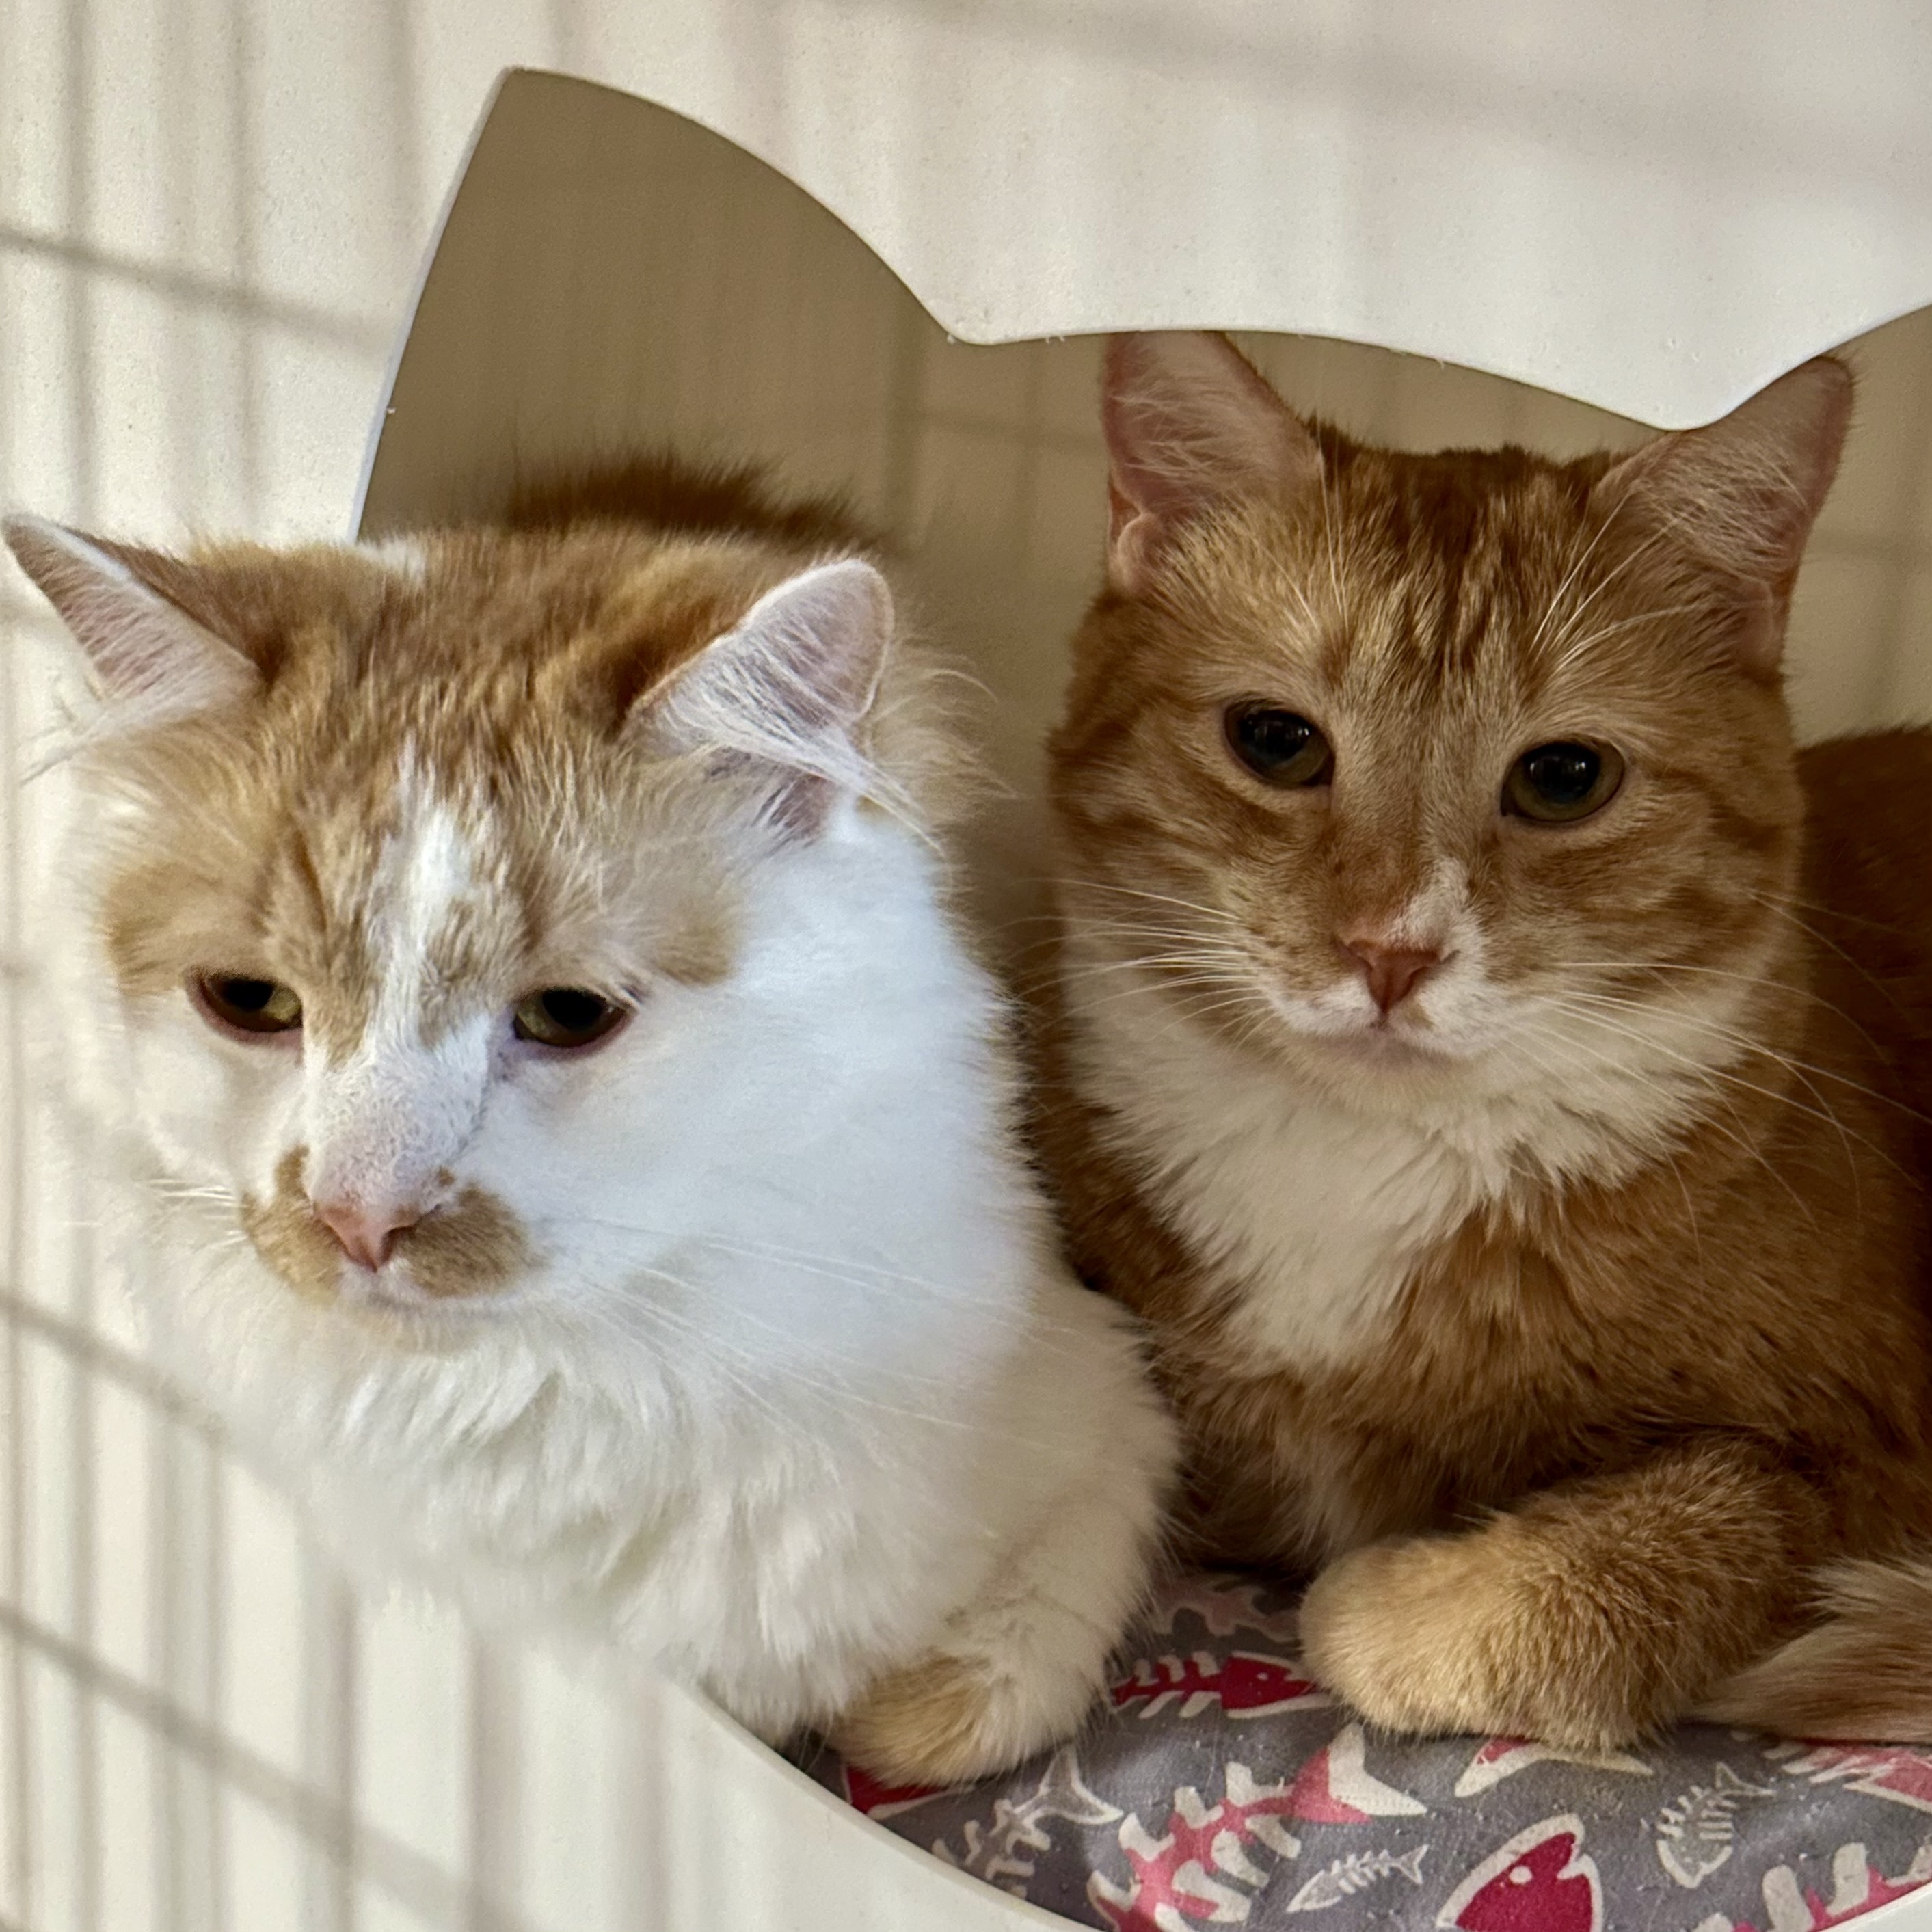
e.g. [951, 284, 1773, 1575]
[1299, 1535, 1512, 1739]
[831, 1648, 1083, 1785]
[1299, 1534, 1646, 1752]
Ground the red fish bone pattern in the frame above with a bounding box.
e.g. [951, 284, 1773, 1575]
[1112, 1651, 1328, 1722]
[801, 1571, 1932, 1930]
[1088, 1761, 1304, 1932]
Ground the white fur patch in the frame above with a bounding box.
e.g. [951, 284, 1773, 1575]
[361, 535, 429, 585]
[1071, 963, 1483, 1369]
[1065, 911, 1765, 1376]
[304, 756, 494, 1213]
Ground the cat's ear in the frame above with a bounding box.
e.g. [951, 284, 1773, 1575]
[3, 515, 259, 725]
[1101, 332, 1324, 593]
[1592, 357, 1852, 674]
[639, 558, 892, 833]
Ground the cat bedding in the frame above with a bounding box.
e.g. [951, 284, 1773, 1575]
[805, 1573, 1932, 1932]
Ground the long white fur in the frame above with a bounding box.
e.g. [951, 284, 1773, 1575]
[32, 544, 1177, 1761]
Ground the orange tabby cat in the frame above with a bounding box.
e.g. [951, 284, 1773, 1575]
[1035, 330, 1932, 1749]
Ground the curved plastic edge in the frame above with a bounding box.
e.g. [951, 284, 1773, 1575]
[636, 1669, 1084, 1931]
[353, 66, 1929, 474]
[466, 72, 1922, 431]
[349, 68, 515, 541]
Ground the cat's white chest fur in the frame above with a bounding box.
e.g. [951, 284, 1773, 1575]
[1071, 969, 1490, 1373]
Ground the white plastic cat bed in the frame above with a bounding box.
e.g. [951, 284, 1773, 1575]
[332, 40, 1932, 1931]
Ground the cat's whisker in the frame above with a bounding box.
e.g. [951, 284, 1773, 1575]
[1546, 952, 1849, 1038]
[143, 1178, 238, 1205]
[570, 1287, 834, 1444]
[1057, 919, 1255, 950]
[1744, 887, 1909, 936]
[1064, 917, 1247, 943]
[1553, 986, 1924, 1133]
[1544, 998, 1883, 1200]
[1058, 971, 1252, 1009]
[1568, 1002, 1875, 1200]
[1317, 440, 1348, 621]
[1069, 978, 1258, 1028]
[1056, 947, 1252, 986]
[1528, 1011, 1824, 1229]
[625, 1264, 1083, 1446]
[605, 1294, 820, 1445]
[1054, 877, 1244, 926]
[1745, 892, 1918, 1014]
[1538, 524, 1678, 670]
[1543, 599, 1708, 678]
[1561, 939, 1909, 1066]
[1524, 489, 1628, 663]
[1149, 989, 1274, 1039]
[566, 1218, 1099, 1342]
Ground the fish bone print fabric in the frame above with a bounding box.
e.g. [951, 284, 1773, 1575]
[799, 1575, 1932, 1931]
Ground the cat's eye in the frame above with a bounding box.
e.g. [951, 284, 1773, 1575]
[192, 972, 303, 1036]
[1503, 740, 1626, 823]
[1224, 705, 1334, 788]
[512, 987, 630, 1051]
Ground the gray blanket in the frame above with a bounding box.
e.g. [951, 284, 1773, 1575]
[797, 1574, 1932, 1932]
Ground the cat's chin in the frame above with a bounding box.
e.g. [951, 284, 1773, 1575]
[250, 1245, 520, 1345]
[346, 1272, 516, 1319]
[1272, 1018, 1471, 1084]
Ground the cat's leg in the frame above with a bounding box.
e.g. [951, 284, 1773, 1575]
[1297, 1439, 1821, 1751]
[828, 1473, 1162, 1783]
[830, 1296, 1175, 1784]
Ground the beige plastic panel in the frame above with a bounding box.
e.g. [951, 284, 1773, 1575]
[374, 1, 1932, 427]
[362, 71, 1932, 950]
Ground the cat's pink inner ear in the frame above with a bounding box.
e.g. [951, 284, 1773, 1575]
[3, 514, 258, 722]
[639, 559, 894, 829]
[1101, 332, 1323, 593]
[1592, 356, 1853, 673]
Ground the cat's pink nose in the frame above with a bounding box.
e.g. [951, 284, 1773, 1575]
[312, 1196, 422, 1272]
[1341, 938, 1443, 1015]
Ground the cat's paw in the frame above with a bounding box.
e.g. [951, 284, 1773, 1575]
[1299, 1533, 1647, 1752]
[830, 1646, 1093, 1785]
[1298, 1535, 1514, 1739]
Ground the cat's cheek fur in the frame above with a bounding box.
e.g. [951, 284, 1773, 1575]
[125, 999, 303, 1201]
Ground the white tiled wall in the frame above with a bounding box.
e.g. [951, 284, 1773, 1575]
[3, 10, 1932, 1932]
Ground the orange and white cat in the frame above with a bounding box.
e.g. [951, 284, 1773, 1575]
[4, 463, 1175, 1782]
[1036, 331, 1932, 1749]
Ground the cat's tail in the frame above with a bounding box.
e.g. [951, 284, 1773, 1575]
[1701, 1559, 1932, 1741]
